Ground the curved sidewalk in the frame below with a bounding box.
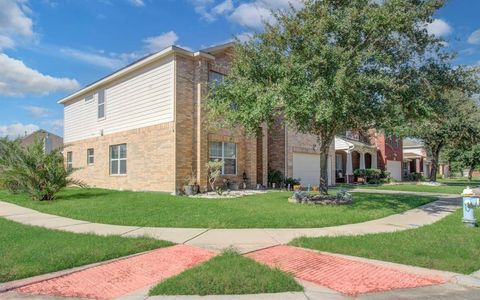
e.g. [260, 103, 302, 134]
[0, 192, 461, 253]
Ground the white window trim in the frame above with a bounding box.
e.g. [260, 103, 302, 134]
[209, 142, 237, 175]
[87, 148, 94, 165]
[98, 90, 106, 121]
[67, 152, 73, 170]
[110, 144, 127, 175]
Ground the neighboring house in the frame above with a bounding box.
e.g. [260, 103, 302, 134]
[402, 138, 449, 178]
[20, 130, 63, 153]
[334, 130, 403, 182]
[59, 43, 335, 192]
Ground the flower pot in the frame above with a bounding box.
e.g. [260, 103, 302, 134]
[184, 185, 196, 196]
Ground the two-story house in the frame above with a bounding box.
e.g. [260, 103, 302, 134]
[59, 43, 336, 192]
[334, 129, 404, 182]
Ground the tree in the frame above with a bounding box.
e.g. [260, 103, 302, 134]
[443, 145, 480, 181]
[207, 0, 451, 194]
[403, 88, 480, 182]
[0, 138, 85, 201]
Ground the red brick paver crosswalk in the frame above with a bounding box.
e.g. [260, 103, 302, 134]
[246, 245, 445, 296]
[16, 245, 215, 300]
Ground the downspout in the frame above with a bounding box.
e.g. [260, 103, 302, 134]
[285, 124, 288, 177]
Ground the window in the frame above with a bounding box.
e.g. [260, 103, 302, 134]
[335, 154, 343, 171]
[98, 90, 105, 119]
[208, 71, 225, 85]
[87, 148, 94, 165]
[209, 142, 236, 175]
[66, 151, 73, 171]
[85, 94, 94, 103]
[110, 144, 127, 175]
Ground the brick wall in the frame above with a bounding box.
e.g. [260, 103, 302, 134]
[64, 123, 176, 191]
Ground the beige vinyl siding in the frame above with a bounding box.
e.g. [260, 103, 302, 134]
[64, 56, 175, 143]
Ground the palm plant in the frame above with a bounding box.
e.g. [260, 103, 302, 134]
[0, 137, 85, 201]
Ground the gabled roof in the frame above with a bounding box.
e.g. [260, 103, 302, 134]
[57, 44, 225, 105]
[403, 138, 423, 148]
[21, 129, 62, 141]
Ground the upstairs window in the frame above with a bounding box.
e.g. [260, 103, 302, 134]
[98, 90, 105, 119]
[85, 94, 94, 103]
[208, 71, 225, 86]
[209, 141, 236, 175]
[66, 151, 73, 171]
[110, 144, 127, 175]
[87, 148, 94, 165]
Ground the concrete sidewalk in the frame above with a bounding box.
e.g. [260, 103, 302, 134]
[0, 193, 461, 253]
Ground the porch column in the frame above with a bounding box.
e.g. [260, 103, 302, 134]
[346, 150, 353, 176]
[360, 152, 365, 169]
[415, 158, 421, 173]
[371, 152, 378, 169]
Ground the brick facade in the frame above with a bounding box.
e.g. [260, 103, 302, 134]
[64, 45, 338, 192]
[65, 123, 176, 191]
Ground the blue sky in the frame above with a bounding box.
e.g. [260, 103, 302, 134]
[0, 0, 479, 138]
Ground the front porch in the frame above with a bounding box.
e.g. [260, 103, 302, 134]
[403, 152, 430, 179]
[334, 137, 377, 183]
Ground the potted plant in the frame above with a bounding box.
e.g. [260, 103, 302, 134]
[183, 170, 198, 196]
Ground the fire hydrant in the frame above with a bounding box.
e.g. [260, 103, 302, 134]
[462, 187, 479, 227]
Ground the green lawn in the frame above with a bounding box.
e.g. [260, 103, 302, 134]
[0, 188, 435, 228]
[150, 250, 302, 296]
[0, 217, 172, 283]
[291, 208, 480, 274]
[351, 177, 480, 195]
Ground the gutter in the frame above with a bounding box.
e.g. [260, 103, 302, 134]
[57, 46, 215, 105]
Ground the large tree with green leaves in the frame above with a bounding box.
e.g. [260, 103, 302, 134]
[402, 87, 480, 182]
[207, 0, 456, 194]
[443, 144, 480, 181]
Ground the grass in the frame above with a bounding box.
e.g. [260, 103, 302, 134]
[291, 208, 480, 274]
[350, 177, 480, 195]
[149, 250, 303, 296]
[0, 188, 435, 228]
[0, 217, 172, 283]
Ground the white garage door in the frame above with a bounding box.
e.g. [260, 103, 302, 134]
[293, 153, 332, 186]
[386, 160, 402, 181]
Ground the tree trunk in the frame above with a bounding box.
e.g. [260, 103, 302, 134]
[428, 145, 442, 182]
[468, 167, 474, 181]
[318, 134, 333, 195]
[319, 150, 329, 195]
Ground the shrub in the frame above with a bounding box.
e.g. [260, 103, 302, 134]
[408, 172, 424, 182]
[284, 177, 300, 187]
[268, 168, 284, 186]
[0, 138, 85, 201]
[206, 160, 223, 195]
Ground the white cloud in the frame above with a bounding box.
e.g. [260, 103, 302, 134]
[42, 119, 63, 131]
[128, 0, 144, 7]
[143, 31, 179, 53]
[212, 0, 234, 15]
[60, 48, 125, 69]
[0, 35, 15, 50]
[468, 29, 480, 45]
[235, 32, 254, 43]
[0, 122, 39, 138]
[192, 0, 303, 28]
[60, 31, 189, 70]
[229, 3, 272, 28]
[0, 53, 80, 96]
[24, 105, 50, 118]
[0, 0, 34, 48]
[425, 19, 452, 38]
[191, 0, 216, 21]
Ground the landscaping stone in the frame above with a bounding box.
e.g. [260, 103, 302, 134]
[190, 190, 267, 199]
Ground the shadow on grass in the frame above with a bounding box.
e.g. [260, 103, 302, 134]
[56, 191, 111, 201]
